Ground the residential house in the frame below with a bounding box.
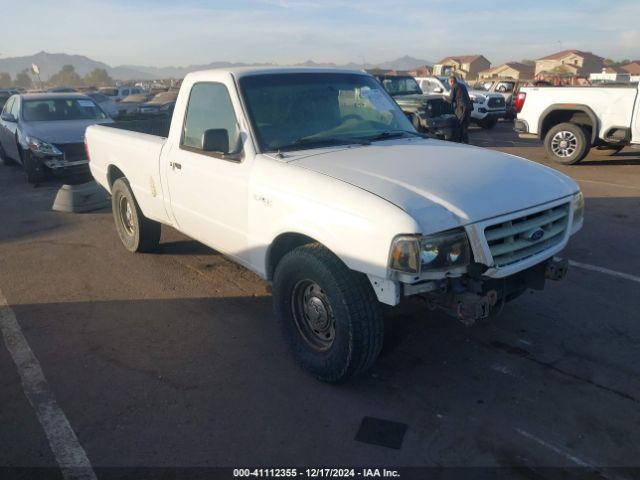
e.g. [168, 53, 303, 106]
[407, 65, 432, 77]
[534, 50, 604, 77]
[621, 61, 640, 76]
[432, 55, 491, 81]
[478, 62, 534, 81]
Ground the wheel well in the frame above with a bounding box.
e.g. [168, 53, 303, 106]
[107, 165, 125, 190]
[541, 109, 595, 143]
[266, 233, 318, 280]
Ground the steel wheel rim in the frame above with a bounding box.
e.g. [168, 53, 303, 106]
[551, 131, 578, 157]
[291, 279, 335, 351]
[118, 195, 135, 236]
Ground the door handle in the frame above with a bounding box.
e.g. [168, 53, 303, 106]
[170, 161, 182, 170]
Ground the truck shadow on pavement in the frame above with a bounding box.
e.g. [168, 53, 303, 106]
[579, 150, 640, 166]
[4, 275, 640, 467]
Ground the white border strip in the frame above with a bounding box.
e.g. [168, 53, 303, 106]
[569, 260, 640, 284]
[0, 289, 97, 480]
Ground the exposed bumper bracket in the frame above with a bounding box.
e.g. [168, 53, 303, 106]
[545, 257, 569, 281]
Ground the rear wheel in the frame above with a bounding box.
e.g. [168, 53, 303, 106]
[111, 177, 161, 253]
[273, 243, 384, 382]
[544, 122, 589, 165]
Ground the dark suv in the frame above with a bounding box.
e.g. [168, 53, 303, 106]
[374, 75, 457, 140]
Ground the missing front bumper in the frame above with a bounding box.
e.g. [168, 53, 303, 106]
[406, 257, 568, 325]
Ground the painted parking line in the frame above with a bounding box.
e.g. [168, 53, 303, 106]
[0, 289, 96, 480]
[568, 260, 640, 284]
[515, 428, 594, 467]
[575, 178, 640, 191]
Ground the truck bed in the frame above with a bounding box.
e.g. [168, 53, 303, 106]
[86, 122, 171, 225]
[108, 118, 171, 138]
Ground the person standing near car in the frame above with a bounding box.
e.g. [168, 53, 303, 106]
[445, 75, 472, 143]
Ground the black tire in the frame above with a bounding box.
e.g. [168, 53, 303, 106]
[478, 117, 498, 129]
[0, 144, 10, 165]
[273, 243, 383, 382]
[544, 122, 589, 165]
[111, 177, 161, 253]
[21, 149, 46, 184]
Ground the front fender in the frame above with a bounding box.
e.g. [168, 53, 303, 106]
[248, 157, 420, 280]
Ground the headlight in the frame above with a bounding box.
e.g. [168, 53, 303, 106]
[389, 229, 471, 274]
[572, 191, 584, 232]
[25, 136, 62, 156]
[472, 95, 486, 104]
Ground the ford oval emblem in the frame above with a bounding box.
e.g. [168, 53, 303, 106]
[529, 229, 545, 241]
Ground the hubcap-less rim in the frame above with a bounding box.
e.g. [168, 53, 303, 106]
[119, 195, 135, 236]
[551, 131, 578, 157]
[291, 280, 335, 351]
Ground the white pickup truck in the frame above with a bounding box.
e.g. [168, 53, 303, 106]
[86, 67, 583, 382]
[515, 83, 640, 164]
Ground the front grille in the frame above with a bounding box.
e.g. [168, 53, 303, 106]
[488, 97, 505, 108]
[484, 203, 570, 267]
[54, 143, 86, 162]
[425, 98, 454, 117]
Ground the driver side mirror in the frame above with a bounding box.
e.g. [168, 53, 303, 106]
[202, 128, 229, 154]
[1, 112, 17, 122]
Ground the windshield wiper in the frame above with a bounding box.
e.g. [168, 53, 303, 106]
[365, 130, 425, 142]
[276, 136, 370, 152]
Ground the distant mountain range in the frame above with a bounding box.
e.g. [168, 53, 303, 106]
[0, 51, 432, 81]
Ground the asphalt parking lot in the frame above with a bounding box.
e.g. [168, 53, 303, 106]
[1, 122, 640, 479]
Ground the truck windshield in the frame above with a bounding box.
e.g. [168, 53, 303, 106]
[23, 98, 107, 122]
[239, 73, 416, 152]
[380, 76, 422, 96]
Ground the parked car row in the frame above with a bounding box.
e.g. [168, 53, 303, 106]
[416, 76, 507, 128]
[370, 74, 509, 135]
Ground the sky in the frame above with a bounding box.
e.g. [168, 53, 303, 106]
[0, 0, 638, 67]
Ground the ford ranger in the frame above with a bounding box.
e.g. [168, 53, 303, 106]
[515, 83, 640, 164]
[86, 67, 583, 382]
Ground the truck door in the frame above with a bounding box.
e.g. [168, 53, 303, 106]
[164, 81, 249, 260]
[632, 84, 640, 144]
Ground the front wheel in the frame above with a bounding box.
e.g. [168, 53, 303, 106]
[21, 150, 46, 184]
[273, 244, 383, 382]
[544, 122, 589, 165]
[478, 117, 498, 129]
[111, 178, 161, 253]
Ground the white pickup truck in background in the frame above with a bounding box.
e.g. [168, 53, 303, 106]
[515, 83, 640, 164]
[86, 67, 583, 382]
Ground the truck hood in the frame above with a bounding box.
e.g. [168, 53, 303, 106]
[393, 93, 436, 110]
[21, 119, 113, 144]
[289, 138, 578, 232]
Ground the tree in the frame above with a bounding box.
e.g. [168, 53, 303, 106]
[0, 72, 11, 88]
[48, 64, 82, 87]
[14, 70, 32, 89]
[520, 59, 535, 66]
[83, 68, 113, 86]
